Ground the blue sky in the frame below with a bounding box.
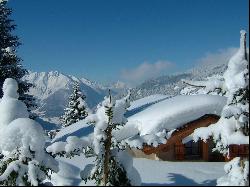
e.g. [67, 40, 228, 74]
[9, 0, 249, 85]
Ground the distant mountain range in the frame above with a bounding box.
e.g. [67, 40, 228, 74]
[130, 63, 227, 100]
[23, 61, 227, 122]
[23, 71, 121, 120]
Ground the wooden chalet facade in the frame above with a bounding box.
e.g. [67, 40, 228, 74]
[128, 114, 249, 162]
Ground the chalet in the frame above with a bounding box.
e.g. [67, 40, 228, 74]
[139, 114, 248, 162]
[122, 95, 249, 162]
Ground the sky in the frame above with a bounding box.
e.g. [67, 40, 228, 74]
[8, 0, 249, 85]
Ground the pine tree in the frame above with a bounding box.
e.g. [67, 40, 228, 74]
[0, 78, 58, 186]
[81, 90, 133, 186]
[61, 82, 88, 127]
[216, 30, 249, 186]
[222, 30, 249, 137]
[193, 30, 249, 186]
[0, 0, 36, 115]
[46, 90, 141, 186]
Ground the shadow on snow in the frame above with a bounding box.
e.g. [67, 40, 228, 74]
[142, 173, 217, 186]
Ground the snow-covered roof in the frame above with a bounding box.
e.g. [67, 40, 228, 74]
[52, 94, 226, 149]
[128, 94, 169, 111]
[52, 120, 94, 143]
[119, 95, 226, 138]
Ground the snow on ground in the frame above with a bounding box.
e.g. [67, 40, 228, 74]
[46, 94, 227, 186]
[50, 155, 95, 186]
[134, 158, 225, 186]
[51, 155, 225, 186]
[35, 117, 60, 131]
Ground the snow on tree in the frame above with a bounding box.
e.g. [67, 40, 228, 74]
[47, 90, 141, 186]
[193, 30, 249, 186]
[180, 74, 226, 96]
[181, 33, 249, 97]
[0, 78, 29, 128]
[0, 78, 58, 186]
[61, 82, 89, 127]
[0, 0, 36, 115]
[81, 90, 132, 186]
[216, 157, 249, 186]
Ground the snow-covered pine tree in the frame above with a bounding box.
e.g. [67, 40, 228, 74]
[80, 90, 133, 186]
[61, 82, 88, 127]
[0, 78, 58, 186]
[223, 30, 249, 136]
[47, 90, 141, 186]
[193, 30, 249, 186]
[0, 0, 36, 115]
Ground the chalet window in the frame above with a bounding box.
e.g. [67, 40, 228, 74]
[184, 140, 202, 160]
[184, 141, 200, 155]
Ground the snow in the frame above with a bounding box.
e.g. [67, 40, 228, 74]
[50, 155, 95, 186]
[48, 92, 140, 185]
[47, 136, 90, 156]
[52, 94, 170, 145]
[88, 93, 130, 155]
[0, 98, 29, 129]
[182, 133, 194, 144]
[51, 120, 94, 143]
[190, 30, 249, 186]
[45, 93, 228, 185]
[22, 71, 107, 119]
[50, 94, 226, 150]
[51, 159, 85, 186]
[0, 117, 59, 186]
[134, 158, 225, 186]
[128, 94, 169, 111]
[51, 155, 225, 186]
[0, 118, 45, 156]
[182, 75, 225, 95]
[217, 157, 249, 186]
[116, 150, 142, 186]
[193, 30, 249, 155]
[0, 78, 58, 185]
[223, 42, 248, 91]
[0, 78, 29, 129]
[119, 95, 226, 139]
[193, 117, 249, 155]
[2, 78, 19, 99]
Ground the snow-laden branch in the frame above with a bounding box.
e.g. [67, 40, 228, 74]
[192, 30, 249, 186]
[46, 136, 91, 157]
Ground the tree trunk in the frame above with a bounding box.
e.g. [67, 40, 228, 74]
[103, 126, 112, 186]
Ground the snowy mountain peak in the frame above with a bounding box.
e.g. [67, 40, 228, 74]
[23, 71, 108, 120]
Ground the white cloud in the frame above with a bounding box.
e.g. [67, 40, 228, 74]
[195, 47, 239, 69]
[120, 60, 173, 86]
[120, 47, 246, 87]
